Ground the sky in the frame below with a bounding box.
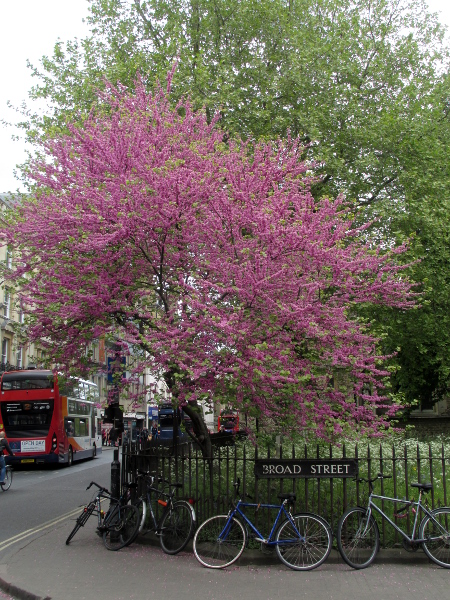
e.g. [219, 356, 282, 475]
[0, 0, 449, 194]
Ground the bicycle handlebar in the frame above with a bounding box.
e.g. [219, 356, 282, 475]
[136, 471, 180, 488]
[86, 481, 109, 493]
[232, 478, 252, 500]
[356, 473, 391, 484]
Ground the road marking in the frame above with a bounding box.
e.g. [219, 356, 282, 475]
[0, 507, 82, 553]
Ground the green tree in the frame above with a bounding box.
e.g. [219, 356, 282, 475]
[19, 0, 450, 410]
[25, 1, 448, 200]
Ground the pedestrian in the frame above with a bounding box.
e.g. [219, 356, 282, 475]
[151, 420, 158, 439]
[0, 430, 14, 485]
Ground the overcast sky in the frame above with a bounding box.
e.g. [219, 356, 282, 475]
[1, 0, 449, 194]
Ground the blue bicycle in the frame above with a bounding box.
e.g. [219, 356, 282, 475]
[193, 479, 332, 570]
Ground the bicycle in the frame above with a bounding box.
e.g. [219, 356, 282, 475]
[132, 470, 195, 555]
[193, 478, 332, 570]
[336, 473, 450, 569]
[65, 481, 140, 551]
[0, 466, 12, 491]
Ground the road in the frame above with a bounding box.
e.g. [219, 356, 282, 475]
[0, 448, 113, 550]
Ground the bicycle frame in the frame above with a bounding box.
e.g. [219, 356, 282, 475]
[144, 486, 166, 532]
[362, 489, 444, 544]
[94, 493, 108, 528]
[88, 483, 131, 530]
[137, 475, 178, 532]
[225, 500, 304, 546]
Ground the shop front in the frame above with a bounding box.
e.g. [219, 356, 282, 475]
[123, 412, 146, 441]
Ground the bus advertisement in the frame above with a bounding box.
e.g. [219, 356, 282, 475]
[0, 369, 102, 466]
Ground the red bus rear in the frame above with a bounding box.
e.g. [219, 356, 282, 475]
[218, 409, 239, 433]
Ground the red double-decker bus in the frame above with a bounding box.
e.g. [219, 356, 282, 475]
[218, 409, 239, 433]
[0, 369, 102, 466]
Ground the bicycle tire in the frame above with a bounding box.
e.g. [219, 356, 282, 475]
[193, 515, 246, 568]
[159, 501, 194, 555]
[65, 503, 95, 545]
[420, 507, 450, 568]
[275, 512, 332, 571]
[0, 467, 12, 492]
[102, 504, 140, 551]
[337, 507, 379, 569]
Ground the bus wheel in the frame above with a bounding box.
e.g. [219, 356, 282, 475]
[67, 446, 73, 467]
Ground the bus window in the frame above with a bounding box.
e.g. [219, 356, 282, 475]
[1, 372, 54, 390]
[64, 417, 75, 436]
[1, 400, 54, 438]
[74, 382, 86, 400]
[74, 418, 88, 437]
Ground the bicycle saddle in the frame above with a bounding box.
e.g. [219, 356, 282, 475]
[278, 493, 296, 502]
[411, 482, 433, 492]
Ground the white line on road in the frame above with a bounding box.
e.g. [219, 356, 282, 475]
[0, 507, 82, 553]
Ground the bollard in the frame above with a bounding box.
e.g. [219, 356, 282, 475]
[110, 447, 120, 505]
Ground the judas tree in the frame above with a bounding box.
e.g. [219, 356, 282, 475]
[1, 80, 414, 456]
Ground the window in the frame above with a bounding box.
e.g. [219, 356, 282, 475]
[1, 372, 53, 390]
[1, 338, 8, 365]
[74, 418, 89, 436]
[68, 399, 92, 415]
[3, 291, 10, 319]
[16, 347, 22, 369]
[5, 246, 12, 269]
[1, 400, 54, 438]
[18, 299, 25, 324]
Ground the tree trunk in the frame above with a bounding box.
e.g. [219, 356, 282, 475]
[182, 401, 213, 459]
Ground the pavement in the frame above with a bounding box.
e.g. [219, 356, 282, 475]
[1, 518, 449, 600]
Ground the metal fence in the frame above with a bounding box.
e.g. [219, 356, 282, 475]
[121, 440, 450, 547]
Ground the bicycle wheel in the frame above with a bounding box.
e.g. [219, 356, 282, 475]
[1, 467, 12, 492]
[337, 507, 379, 569]
[102, 504, 140, 551]
[66, 503, 95, 545]
[193, 515, 246, 568]
[159, 501, 194, 555]
[136, 497, 147, 533]
[275, 513, 332, 570]
[420, 507, 450, 568]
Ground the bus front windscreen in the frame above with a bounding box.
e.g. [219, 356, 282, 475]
[159, 414, 175, 428]
[0, 400, 54, 438]
[1, 372, 54, 390]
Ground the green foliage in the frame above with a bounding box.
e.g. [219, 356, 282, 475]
[16, 0, 450, 413]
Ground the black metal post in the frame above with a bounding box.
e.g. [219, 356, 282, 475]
[110, 447, 120, 503]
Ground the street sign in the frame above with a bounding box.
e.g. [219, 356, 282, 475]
[254, 458, 358, 479]
[107, 356, 126, 383]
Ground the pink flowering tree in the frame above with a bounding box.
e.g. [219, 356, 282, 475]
[1, 80, 413, 456]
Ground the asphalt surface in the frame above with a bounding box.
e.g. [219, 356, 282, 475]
[1, 448, 449, 600]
